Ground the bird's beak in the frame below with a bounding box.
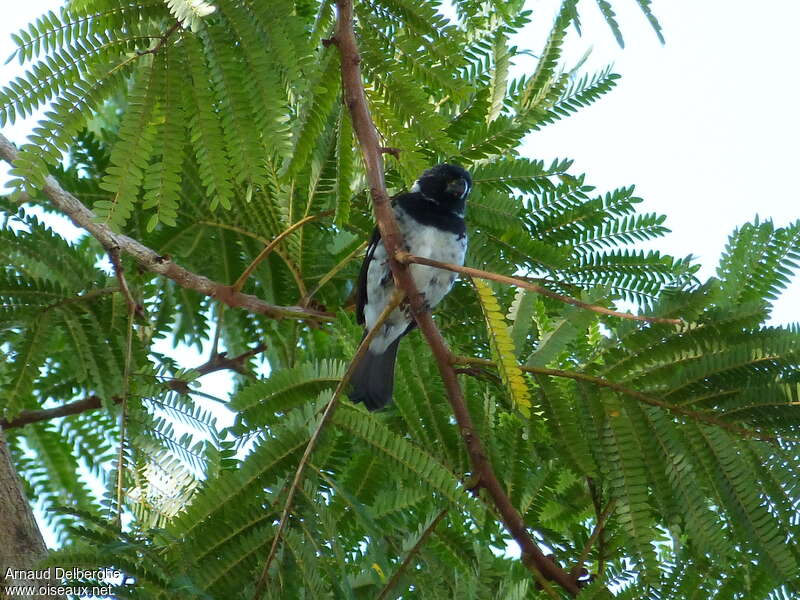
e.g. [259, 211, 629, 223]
[447, 178, 469, 200]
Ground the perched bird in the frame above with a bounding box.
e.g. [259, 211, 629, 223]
[349, 163, 471, 410]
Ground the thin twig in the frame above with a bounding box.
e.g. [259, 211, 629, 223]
[570, 498, 616, 583]
[187, 220, 303, 290]
[395, 252, 683, 326]
[164, 343, 268, 394]
[376, 509, 447, 600]
[194, 343, 267, 376]
[302, 241, 367, 306]
[42, 287, 120, 311]
[453, 356, 775, 441]
[0, 133, 330, 322]
[209, 303, 225, 359]
[530, 568, 562, 600]
[379, 146, 401, 159]
[232, 211, 331, 293]
[190, 219, 307, 295]
[586, 479, 607, 582]
[332, 1, 581, 595]
[1, 345, 268, 429]
[113, 309, 135, 528]
[252, 289, 406, 599]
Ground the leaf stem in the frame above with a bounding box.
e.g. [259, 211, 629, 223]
[571, 497, 616, 582]
[376, 509, 447, 600]
[302, 240, 367, 305]
[454, 355, 776, 441]
[113, 308, 135, 528]
[232, 211, 331, 293]
[395, 251, 683, 326]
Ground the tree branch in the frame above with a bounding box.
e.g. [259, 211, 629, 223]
[163, 343, 268, 394]
[331, 1, 580, 595]
[0, 345, 268, 429]
[0, 429, 66, 599]
[1, 396, 108, 430]
[395, 252, 683, 326]
[0, 133, 331, 323]
[195, 343, 267, 375]
[454, 356, 775, 441]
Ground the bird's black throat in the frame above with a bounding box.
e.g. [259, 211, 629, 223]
[396, 193, 466, 237]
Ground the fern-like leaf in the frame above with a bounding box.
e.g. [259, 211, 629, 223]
[473, 278, 532, 416]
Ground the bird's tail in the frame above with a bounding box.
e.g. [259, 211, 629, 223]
[348, 337, 401, 411]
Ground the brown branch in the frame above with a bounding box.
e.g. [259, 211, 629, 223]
[395, 252, 684, 326]
[379, 146, 401, 159]
[252, 290, 405, 599]
[0, 345, 268, 429]
[203, 344, 267, 373]
[376, 509, 447, 600]
[1, 396, 108, 429]
[331, 1, 580, 595]
[232, 211, 331, 293]
[0, 429, 66, 599]
[0, 133, 330, 322]
[164, 343, 268, 394]
[454, 356, 775, 441]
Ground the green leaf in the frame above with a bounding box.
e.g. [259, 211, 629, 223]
[526, 290, 602, 367]
[474, 278, 532, 417]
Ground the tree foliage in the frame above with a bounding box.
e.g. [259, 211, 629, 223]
[0, 0, 798, 598]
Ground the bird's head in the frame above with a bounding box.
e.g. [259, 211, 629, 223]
[411, 163, 472, 215]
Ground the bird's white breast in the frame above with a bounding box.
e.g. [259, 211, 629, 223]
[363, 206, 466, 354]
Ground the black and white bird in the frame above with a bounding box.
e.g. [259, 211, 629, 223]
[349, 163, 471, 410]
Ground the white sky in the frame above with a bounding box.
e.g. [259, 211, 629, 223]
[521, 0, 800, 324]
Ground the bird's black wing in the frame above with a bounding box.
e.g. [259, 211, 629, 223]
[355, 226, 381, 325]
